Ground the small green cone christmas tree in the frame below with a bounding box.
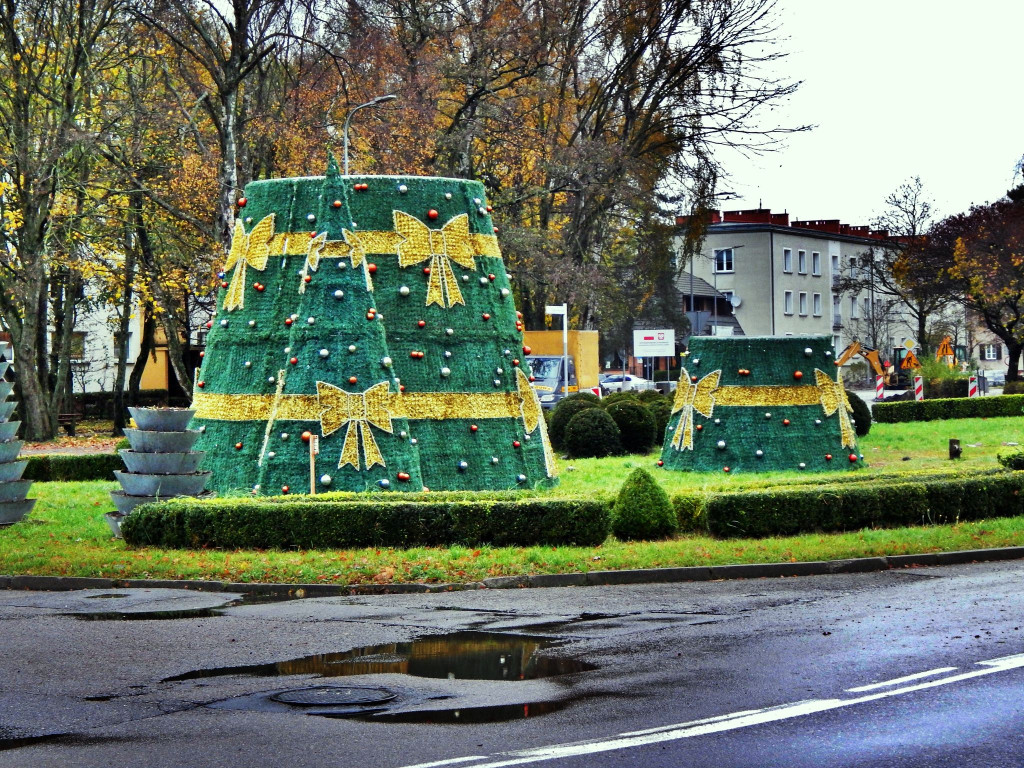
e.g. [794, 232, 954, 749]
[192, 157, 556, 494]
[659, 335, 861, 473]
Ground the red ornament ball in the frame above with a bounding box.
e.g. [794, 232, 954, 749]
[281, 485, 289, 494]
[657, 460, 664, 467]
[197, 380, 205, 388]
[691, 375, 698, 383]
[255, 283, 265, 292]
[427, 209, 439, 220]
[289, 357, 298, 365]
[723, 466, 730, 473]
[825, 454, 833, 461]
[696, 424, 703, 431]
[783, 419, 790, 426]
[512, 359, 520, 366]
[234, 442, 243, 450]
[284, 318, 293, 326]
[221, 281, 228, 289]
[367, 263, 377, 273]
[849, 454, 858, 462]
[366, 312, 375, 321]
[199, 351, 204, 358]
[423, 267, 431, 275]
[301, 431, 311, 442]
[488, 273, 495, 280]
[793, 370, 803, 380]
[348, 376, 358, 384]
[482, 313, 491, 321]
[236, 197, 247, 207]
[418, 320, 426, 328]
[522, 345, 532, 355]
[332, 199, 342, 208]
[303, 275, 311, 283]
[398, 472, 411, 481]
[513, 440, 521, 448]
[470, 424, 478, 432]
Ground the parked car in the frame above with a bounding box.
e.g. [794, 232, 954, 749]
[601, 374, 652, 393]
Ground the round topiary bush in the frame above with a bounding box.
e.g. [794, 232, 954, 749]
[635, 389, 665, 404]
[549, 394, 602, 449]
[563, 407, 623, 458]
[604, 401, 657, 454]
[646, 399, 674, 445]
[612, 468, 677, 541]
[601, 390, 639, 407]
[848, 391, 872, 437]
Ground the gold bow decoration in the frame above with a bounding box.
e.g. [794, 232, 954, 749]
[316, 380, 395, 470]
[669, 369, 722, 451]
[394, 211, 477, 307]
[815, 368, 856, 449]
[516, 369, 557, 477]
[223, 215, 276, 311]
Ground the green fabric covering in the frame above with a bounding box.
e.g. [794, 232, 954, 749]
[659, 335, 862, 473]
[193, 157, 557, 495]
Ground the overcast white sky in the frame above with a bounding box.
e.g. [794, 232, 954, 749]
[716, 0, 1024, 226]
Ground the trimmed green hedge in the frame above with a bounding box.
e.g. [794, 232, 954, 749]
[121, 496, 611, 550]
[23, 453, 123, 482]
[874, 394, 1024, 423]
[672, 470, 1024, 538]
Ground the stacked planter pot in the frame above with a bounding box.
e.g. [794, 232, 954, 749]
[108, 407, 211, 536]
[0, 342, 34, 526]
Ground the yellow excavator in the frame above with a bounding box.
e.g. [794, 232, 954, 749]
[834, 340, 901, 386]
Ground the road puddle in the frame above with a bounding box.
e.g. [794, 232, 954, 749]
[166, 631, 595, 682]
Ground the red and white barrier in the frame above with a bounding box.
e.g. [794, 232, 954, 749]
[913, 375, 924, 401]
[875, 375, 885, 401]
[969, 375, 978, 398]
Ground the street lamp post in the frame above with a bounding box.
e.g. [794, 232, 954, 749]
[342, 95, 398, 176]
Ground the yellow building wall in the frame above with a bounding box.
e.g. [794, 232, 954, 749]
[523, 330, 600, 389]
[140, 348, 170, 391]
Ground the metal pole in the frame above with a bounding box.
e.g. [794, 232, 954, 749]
[561, 304, 569, 398]
[342, 95, 397, 176]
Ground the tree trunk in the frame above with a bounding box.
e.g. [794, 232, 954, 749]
[12, 260, 56, 440]
[111, 242, 137, 435]
[1007, 344, 1022, 382]
[128, 308, 156, 405]
[131, 192, 194, 399]
[49, 270, 82, 419]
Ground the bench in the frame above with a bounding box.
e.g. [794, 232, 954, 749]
[57, 412, 77, 437]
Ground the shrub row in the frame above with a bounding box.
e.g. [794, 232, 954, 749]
[121, 496, 611, 550]
[22, 453, 122, 482]
[873, 394, 1024, 423]
[672, 470, 1024, 538]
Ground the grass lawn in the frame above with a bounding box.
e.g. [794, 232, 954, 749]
[2, 416, 1023, 586]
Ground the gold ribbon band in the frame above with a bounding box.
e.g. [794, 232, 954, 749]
[669, 368, 857, 452]
[231, 228, 499, 260]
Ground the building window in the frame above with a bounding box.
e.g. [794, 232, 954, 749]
[798, 250, 806, 274]
[984, 344, 1000, 361]
[812, 252, 821, 276]
[862, 297, 870, 317]
[783, 248, 792, 272]
[850, 296, 858, 319]
[714, 248, 734, 273]
[784, 291, 794, 314]
[833, 334, 841, 352]
[799, 292, 808, 316]
[813, 293, 822, 316]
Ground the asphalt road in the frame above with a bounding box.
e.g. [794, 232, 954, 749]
[1, 560, 1023, 767]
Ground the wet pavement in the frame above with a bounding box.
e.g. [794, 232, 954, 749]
[2, 561, 1024, 766]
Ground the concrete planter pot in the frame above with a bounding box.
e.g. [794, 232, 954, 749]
[129, 407, 196, 433]
[104, 512, 126, 538]
[0, 498, 35, 526]
[114, 471, 210, 497]
[0, 460, 27, 483]
[0, 401, 16, 422]
[0, 441, 23, 464]
[0, 421, 19, 442]
[111, 490, 215, 516]
[0, 381, 13, 401]
[0, 361, 9, 380]
[0, 479, 32, 503]
[119, 450, 203, 475]
[123, 428, 200, 454]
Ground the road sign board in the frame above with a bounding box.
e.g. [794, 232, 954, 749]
[633, 329, 675, 357]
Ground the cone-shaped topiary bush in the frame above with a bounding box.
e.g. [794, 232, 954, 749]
[848, 391, 872, 437]
[564, 407, 622, 458]
[612, 468, 677, 541]
[550, 394, 601, 449]
[605, 401, 656, 454]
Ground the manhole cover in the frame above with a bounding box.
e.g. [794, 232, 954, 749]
[270, 686, 397, 707]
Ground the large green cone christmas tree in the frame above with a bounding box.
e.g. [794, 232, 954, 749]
[192, 157, 557, 494]
[660, 335, 861, 473]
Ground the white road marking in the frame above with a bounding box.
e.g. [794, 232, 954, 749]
[395, 652, 1024, 768]
[845, 666, 958, 692]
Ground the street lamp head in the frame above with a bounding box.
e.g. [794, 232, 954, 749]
[343, 95, 400, 176]
[373, 94, 398, 105]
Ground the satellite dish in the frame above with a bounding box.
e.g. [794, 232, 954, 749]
[729, 294, 742, 308]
